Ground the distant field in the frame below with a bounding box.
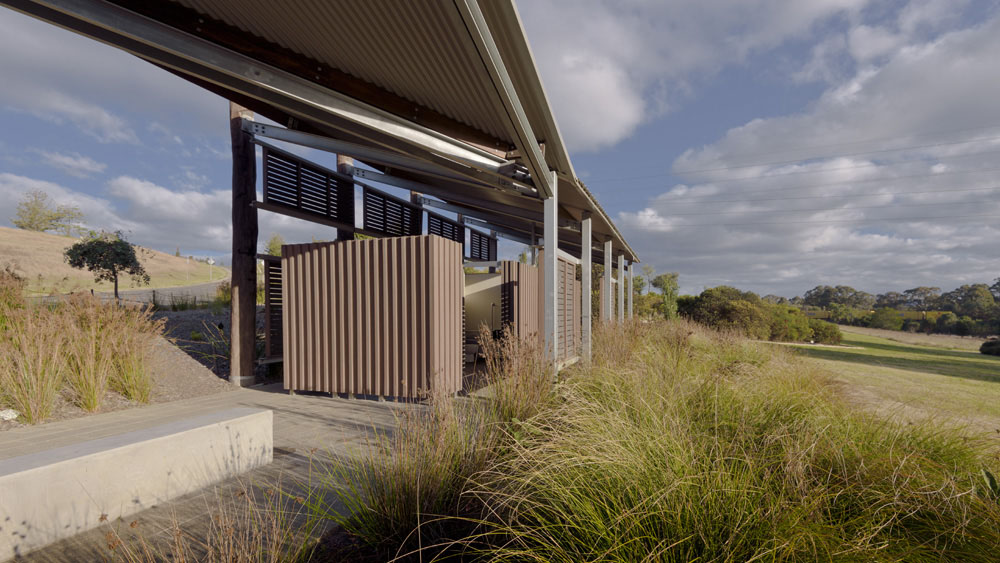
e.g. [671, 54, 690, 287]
[0, 226, 228, 295]
[841, 324, 989, 351]
[788, 331, 1000, 435]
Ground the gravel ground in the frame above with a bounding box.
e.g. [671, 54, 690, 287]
[154, 306, 270, 380]
[0, 307, 272, 431]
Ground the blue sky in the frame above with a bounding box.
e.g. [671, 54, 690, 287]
[1, 0, 998, 296]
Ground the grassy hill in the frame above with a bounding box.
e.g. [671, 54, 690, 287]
[0, 226, 228, 295]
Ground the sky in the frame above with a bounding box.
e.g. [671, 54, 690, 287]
[1, 0, 998, 297]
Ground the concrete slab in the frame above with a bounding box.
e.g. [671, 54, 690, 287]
[0, 384, 407, 562]
[0, 408, 273, 561]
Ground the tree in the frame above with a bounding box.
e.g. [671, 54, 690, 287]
[875, 292, 907, 310]
[174, 247, 181, 257]
[264, 233, 285, 257]
[641, 264, 656, 295]
[651, 272, 680, 318]
[64, 231, 149, 299]
[632, 275, 647, 296]
[990, 277, 1000, 301]
[12, 189, 84, 236]
[902, 286, 940, 311]
[939, 284, 995, 319]
[868, 307, 904, 331]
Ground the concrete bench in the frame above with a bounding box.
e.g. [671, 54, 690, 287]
[0, 408, 272, 560]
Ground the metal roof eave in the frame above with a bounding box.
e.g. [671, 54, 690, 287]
[2, 0, 638, 262]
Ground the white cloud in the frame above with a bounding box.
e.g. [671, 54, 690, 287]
[622, 14, 1000, 296]
[32, 150, 106, 178]
[0, 9, 225, 142]
[518, 0, 870, 151]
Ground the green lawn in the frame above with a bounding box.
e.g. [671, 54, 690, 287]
[789, 332, 1000, 433]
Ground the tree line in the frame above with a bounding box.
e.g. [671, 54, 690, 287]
[778, 283, 1000, 337]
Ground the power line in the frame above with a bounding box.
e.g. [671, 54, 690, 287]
[646, 185, 1000, 206]
[654, 212, 1000, 228]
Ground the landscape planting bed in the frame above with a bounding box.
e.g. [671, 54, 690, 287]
[0, 331, 234, 432]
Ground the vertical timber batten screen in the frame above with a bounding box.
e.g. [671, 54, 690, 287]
[501, 261, 541, 341]
[263, 255, 283, 358]
[262, 145, 354, 226]
[282, 236, 462, 398]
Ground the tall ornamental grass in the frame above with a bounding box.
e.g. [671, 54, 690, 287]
[0, 269, 164, 423]
[328, 319, 1000, 562]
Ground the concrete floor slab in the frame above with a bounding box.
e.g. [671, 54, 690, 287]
[0, 384, 407, 562]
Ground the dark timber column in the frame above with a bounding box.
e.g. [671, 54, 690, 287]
[336, 155, 355, 241]
[230, 102, 257, 387]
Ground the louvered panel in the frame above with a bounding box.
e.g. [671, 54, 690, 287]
[427, 214, 464, 254]
[469, 229, 496, 261]
[362, 186, 422, 237]
[262, 146, 354, 226]
[264, 256, 283, 358]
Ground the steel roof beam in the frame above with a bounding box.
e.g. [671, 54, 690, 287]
[455, 0, 555, 199]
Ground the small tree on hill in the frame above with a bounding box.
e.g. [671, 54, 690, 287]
[12, 189, 84, 236]
[64, 231, 149, 300]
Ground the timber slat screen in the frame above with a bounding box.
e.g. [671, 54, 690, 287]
[263, 255, 283, 358]
[282, 236, 463, 399]
[557, 257, 582, 361]
[428, 213, 464, 252]
[261, 145, 354, 226]
[500, 261, 541, 341]
[362, 186, 422, 237]
[469, 229, 497, 261]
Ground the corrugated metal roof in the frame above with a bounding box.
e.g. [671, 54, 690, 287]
[175, 0, 512, 142]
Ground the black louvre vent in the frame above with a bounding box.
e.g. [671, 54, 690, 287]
[362, 187, 422, 236]
[264, 256, 282, 358]
[469, 229, 496, 261]
[428, 214, 464, 250]
[262, 146, 354, 226]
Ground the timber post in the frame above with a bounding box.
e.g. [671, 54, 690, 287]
[229, 102, 258, 387]
[336, 155, 356, 241]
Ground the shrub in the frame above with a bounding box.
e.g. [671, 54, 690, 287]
[215, 280, 233, 306]
[868, 307, 905, 330]
[767, 305, 812, 342]
[981, 339, 1000, 356]
[808, 318, 843, 344]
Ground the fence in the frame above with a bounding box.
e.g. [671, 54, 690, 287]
[281, 235, 463, 398]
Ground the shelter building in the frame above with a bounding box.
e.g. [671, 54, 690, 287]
[5, 0, 639, 397]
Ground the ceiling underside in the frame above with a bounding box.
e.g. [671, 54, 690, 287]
[2, 0, 637, 261]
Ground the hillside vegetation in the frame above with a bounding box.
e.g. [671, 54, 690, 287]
[0, 226, 225, 295]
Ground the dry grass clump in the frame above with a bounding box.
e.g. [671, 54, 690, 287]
[103, 481, 321, 563]
[327, 318, 1000, 562]
[0, 271, 164, 423]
